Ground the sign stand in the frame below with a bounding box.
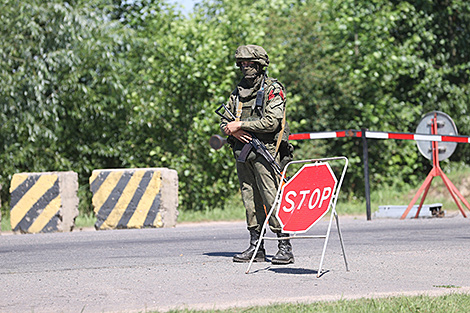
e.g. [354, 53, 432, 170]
[400, 112, 470, 219]
[246, 156, 349, 278]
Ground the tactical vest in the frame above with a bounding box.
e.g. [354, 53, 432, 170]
[234, 77, 287, 142]
[230, 76, 293, 168]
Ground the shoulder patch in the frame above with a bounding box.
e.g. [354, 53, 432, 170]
[268, 89, 275, 101]
[267, 86, 285, 101]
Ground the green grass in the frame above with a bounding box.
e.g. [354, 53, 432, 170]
[75, 212, 97, 229]
[165, 164, 470, 223]
[1, 211, 10, 232]
[177, 166, 469, 223]
[161, 293, 470, 313]
[336, 165, 470, 217]
[177, 193, 245, 223]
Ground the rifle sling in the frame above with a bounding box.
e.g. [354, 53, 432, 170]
[274, 108, 286, 157]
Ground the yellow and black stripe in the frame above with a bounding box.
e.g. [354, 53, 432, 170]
[90, 169, 163, 230]
[10, 173, 62, 233]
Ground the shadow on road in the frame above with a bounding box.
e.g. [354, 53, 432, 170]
[247, 266, 323, 276]
[269, 267, 319, 275]
[204, 252, 276, 259]
[204, 252, 322, 276]
[203, 252, 238, 258]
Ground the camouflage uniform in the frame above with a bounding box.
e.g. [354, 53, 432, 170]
[222, 77, 285, 233]
[220, 45, 294, 264]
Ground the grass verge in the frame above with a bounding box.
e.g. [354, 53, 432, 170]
[162, 293, 470, 313]
[179, 166, 470, 222]
[1, 211, 10, 232]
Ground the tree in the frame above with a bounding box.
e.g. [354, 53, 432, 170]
[0, 0, 134, 212]
[265, 0, 470, 197]
[2, 0, 468, 217]
[119, 0, 286, 211]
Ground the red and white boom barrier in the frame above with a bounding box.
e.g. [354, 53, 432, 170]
[288, 127, 470, 221]
[289, 129, 470, 143]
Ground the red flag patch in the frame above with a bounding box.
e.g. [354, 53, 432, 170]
[268, 89, 275, 101]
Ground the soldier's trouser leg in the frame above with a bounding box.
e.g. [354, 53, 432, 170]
[236, 153, 282, 233]
[237, 159, 265, 232]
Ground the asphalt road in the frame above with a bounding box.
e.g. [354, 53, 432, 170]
[1, 215, 470, 313]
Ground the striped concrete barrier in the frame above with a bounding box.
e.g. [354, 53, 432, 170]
[89, 168, 178, 230]
[9, 171, 79, 234]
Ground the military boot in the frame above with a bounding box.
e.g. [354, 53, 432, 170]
[271, 233, 294, 264]
[233, 229, 266, 263]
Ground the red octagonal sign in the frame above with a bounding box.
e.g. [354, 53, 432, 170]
[276, 163, 337, 233]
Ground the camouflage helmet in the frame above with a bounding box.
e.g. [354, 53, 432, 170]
[235, 45, 269, 68]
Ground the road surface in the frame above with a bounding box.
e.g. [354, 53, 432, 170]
[1, 215, 470, 312]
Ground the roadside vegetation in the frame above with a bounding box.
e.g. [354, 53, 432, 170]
[179, 164, 470, 222]
[164, 293, 470, 313]
[1, 0, 470, 222]
[2, 166, 469, 231]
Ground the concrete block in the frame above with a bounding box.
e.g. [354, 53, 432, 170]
[9, 171, 79, 233]
[89, 168, 178, 230]
[374, 203, 444, 219]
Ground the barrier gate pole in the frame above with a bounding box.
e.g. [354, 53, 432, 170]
[361, 128, 372, 221]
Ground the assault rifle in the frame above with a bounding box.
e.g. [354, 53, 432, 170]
[215, 103, 285, 181]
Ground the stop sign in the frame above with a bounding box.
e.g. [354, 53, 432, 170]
[276, 162, 337, 233]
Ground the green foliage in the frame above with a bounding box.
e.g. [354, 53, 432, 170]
[0, 0, 135, 212]
[117, 0, 274, 211]
[265, 0, 470, 196]
[1, 0, 469, 216]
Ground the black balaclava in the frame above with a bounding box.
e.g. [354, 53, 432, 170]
[241, 63, 260, 80]
[238, 63, 264, 99]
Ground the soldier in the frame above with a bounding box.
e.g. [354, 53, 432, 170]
[220, 45, 294, 264]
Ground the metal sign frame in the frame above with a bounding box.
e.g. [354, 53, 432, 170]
[245, 156, 349, 278]
[400, 112, 470, 219]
